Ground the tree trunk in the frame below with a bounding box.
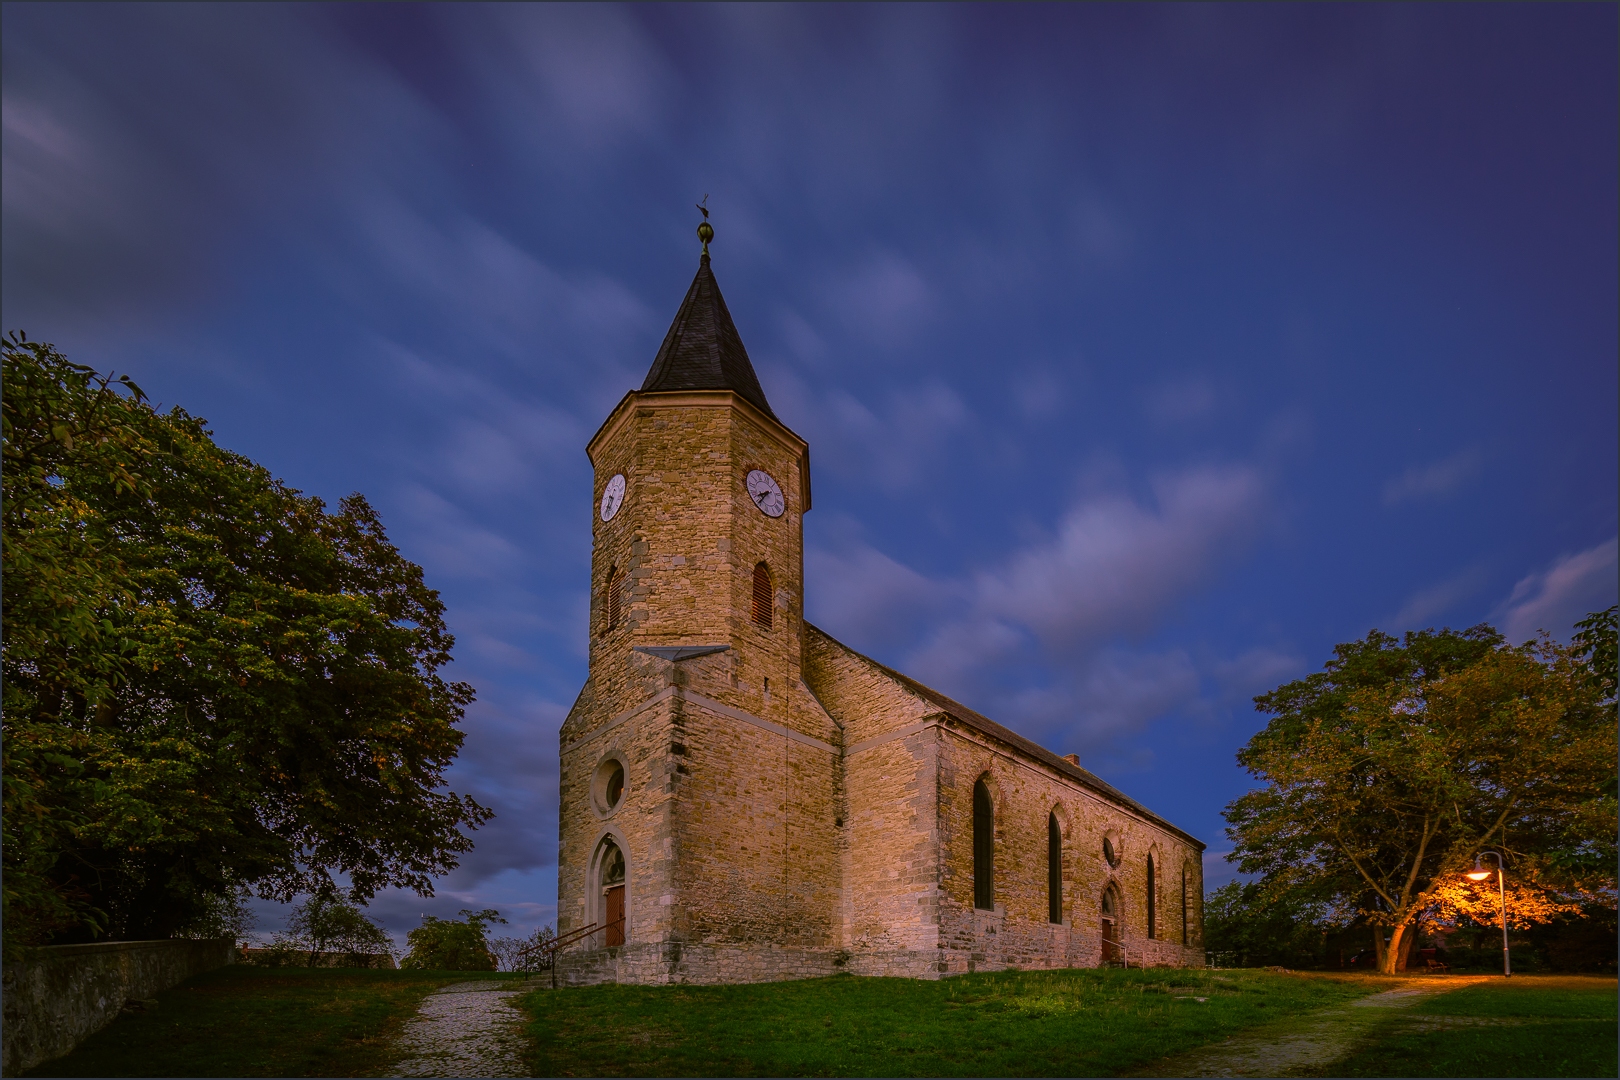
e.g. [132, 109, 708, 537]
[1396, 928, 1419, 971]
[1371, 925, 1386, 969]
[1380, 921, 1416, 974]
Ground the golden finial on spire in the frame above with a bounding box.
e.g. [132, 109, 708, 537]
[696, 195, 713, 256]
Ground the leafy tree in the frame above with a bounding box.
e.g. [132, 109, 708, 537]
[490, 924, 557, 972]
[400, 908, 505, 970]
[1, 336, 491, 951]
[284, 891, 392, 963]
[1203, 881, 1331, 969]
[175, 884, 257, 945]
[1225, 620, 1616, 974]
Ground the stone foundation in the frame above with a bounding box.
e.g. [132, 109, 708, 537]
[556, 937, 1204, 986]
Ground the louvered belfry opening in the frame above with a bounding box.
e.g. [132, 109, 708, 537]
[1147, 854, 1157, 939]
[972, 779, 994, 910]
[1048, 813, 1063, 924]
[605, 565, 622, 634]
[751, 562, 772, 629]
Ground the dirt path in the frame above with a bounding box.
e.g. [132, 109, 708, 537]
[389, 979, 539, 1078]
[1128, 976, 1492, 1078]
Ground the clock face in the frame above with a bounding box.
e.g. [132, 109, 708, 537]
[599, 473, 626, 522]
[746, 469, 785, 518]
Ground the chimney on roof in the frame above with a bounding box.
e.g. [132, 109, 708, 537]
[1063, 754, 1080, 767]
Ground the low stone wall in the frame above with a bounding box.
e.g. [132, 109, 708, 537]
[2, 938, 235, 1075]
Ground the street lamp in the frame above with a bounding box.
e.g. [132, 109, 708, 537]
[1465, 851, 1510, 977]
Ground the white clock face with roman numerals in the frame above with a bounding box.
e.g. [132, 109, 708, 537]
[746, 469, 785, 518]
[599, 473, 626, 521]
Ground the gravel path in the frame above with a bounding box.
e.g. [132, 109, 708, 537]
[389, 979, 539, 1078]
[1128, 976, 1492, 1078]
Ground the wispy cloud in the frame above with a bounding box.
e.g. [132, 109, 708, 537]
[1496, 538, 1618, 644]
[1382, 448, 1483, 506]
[799, 462, 1272, 751]
[1145, 375, 1219, 426]
[794, 379, 972, 493]
[1210, 647, 1305, 701]
[1391, 562, 1491, 629]
[957, 463, 1266, 650]
[822, 251, 937, 348]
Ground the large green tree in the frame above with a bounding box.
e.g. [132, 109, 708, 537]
[1224, 615, 1617, 974]
[2, 336, 491, 949]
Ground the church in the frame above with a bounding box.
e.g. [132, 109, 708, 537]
[555, 226, 1205, 985]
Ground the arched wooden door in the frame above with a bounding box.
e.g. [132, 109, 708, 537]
[1101, 887, 1119, 965]
[601, 842, 626, 947]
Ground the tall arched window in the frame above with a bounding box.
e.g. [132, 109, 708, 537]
[1181, 862, 1189, 946]
[972, 779, 994, 911]
[1047, 813, 1063, 924]
[1146, 853, 1157, 939]
[751, 562, 773, 630]
[604, 565, 622, 634]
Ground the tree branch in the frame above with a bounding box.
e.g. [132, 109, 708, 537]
[1333, 826, 1397, 911]
[1394, 813, 1438, 918]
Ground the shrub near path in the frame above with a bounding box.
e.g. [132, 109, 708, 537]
[520, 968, 1392, 1077]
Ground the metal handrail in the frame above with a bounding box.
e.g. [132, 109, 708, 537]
[1102, 936, 1130, 969]
[519, 915, 626, 973]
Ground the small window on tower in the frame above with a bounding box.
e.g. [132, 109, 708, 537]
[752, 562, 773, 630]
[604, 565, 622, 634]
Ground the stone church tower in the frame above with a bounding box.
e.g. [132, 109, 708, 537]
[557, 235, 1204, 985]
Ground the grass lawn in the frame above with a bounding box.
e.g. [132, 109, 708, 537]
[1315, 975, 1619, 1079]
[23, 966, 530, 1078]
[519, 967, 1392, 1077]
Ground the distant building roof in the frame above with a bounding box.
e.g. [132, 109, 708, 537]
[640, 252, 776, 420]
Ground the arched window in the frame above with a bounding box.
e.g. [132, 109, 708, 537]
[751, 562, 773, 630]
[972, 779, 994, 911]
[1047, 813, 1063, 924]
[604, 565, 622, 634]
[1101, 886, 1120, 965]
[1181, 862, 1189, 946]
[1146, 853, 1157, 939]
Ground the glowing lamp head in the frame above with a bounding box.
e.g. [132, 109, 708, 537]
[1465, 870, 1492, 881]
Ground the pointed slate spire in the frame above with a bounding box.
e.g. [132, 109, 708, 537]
[641, 246, 777, 420]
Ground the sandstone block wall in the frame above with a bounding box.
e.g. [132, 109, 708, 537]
[670, 694, 841, 948]
[558, 689, 678, 942]
[935, 721, 1205, 973]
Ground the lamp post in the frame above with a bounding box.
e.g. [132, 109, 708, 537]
[1465, 851, 1509, 977]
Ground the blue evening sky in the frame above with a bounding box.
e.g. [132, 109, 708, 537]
[4, 3, 1615, 946]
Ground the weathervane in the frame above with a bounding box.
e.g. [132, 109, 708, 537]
[696, 195, 713, 256]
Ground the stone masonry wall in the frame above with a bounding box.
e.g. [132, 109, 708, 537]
[557, 689, 678, 942]
[669, 694, 841, 948]
[935, 720, 1205, 973]
[804, 626, 945, 956]
[2, 938, 235, 1074]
